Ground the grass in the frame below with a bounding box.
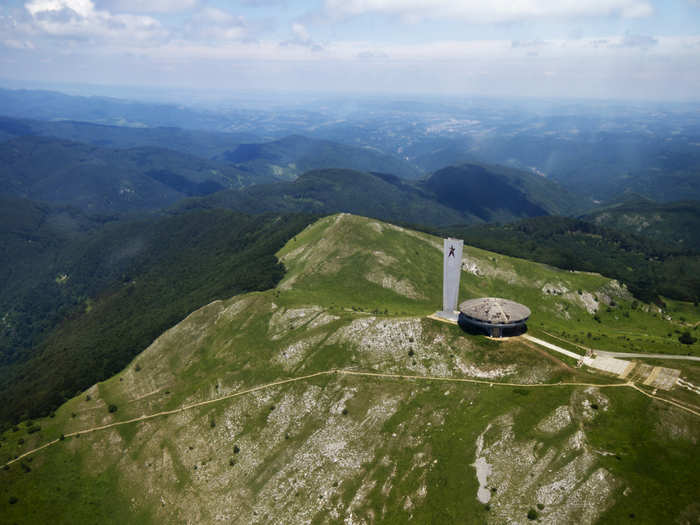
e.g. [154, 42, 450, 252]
[0, 213, 697, 524]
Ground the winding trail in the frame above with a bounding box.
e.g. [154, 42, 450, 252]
[3, 367, 699, 468]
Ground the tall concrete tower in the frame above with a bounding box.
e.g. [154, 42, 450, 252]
[442, 238, 464, 317]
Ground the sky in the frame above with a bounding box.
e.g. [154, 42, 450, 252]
[1, 0, 699, 101]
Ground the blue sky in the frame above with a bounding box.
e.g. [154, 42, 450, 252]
[1, 0, 699, 100]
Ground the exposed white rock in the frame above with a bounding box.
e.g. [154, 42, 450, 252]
[536, 405, 572, 434]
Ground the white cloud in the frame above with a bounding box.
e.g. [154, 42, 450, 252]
[26, 0, 94, 18]
[292, 22, 310, 43]
[324, 0, 653, 23]
[184, 7, 249, 41]
[281, 22, 323, 51]
[2, 39, 35, 49]
[24, 0, 167, 43]
[617, 33, 658, 48]
[95, 0, 199, 13]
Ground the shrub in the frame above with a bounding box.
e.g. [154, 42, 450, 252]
[342, 408, 348, 416]
[408, 349, 414, 357]
[679, 331, 697, 345]
[59, 434, 65, 441]
[233, 445, 240, 454]
[537, 503, 545, 510]
[108, 404, 118, 413]
[85, 395, 91, 401]
[527, 509, 538, 520]
[9, 496, 18, 505]
[135, 364, 141, 372]
[210, 419, 216, 428]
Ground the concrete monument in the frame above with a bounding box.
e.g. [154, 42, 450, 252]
[439, 238, 463, 322]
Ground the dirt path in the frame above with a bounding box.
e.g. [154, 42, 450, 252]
[4, 367, 699, 468]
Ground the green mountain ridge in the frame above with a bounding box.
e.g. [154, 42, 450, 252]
[582, 198, 700, 247]
[0, 214, 697, 524]
[184, 164, 571, 225]
[221, 134, 424, 180]
[0, 115, 259, 159]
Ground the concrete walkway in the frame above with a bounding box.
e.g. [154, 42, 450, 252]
[522, 334, 582, 360]
[522, 334, 687, 392]
[595, 350, 700, 362]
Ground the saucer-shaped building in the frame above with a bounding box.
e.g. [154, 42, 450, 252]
[458, 297, 531, 338]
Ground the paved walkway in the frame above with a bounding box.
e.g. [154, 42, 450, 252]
[522, 334, 583, 360]
[522, 334, 680, 390]
[595, 350, 700, 362]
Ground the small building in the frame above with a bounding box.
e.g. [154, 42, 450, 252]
[458, 297, 531, 338]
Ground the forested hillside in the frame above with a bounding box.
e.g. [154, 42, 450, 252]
[0, 208, 315, 427]
[437, 216, 700, 303]
[0, 136, 268, 213]
[583, 198, 700, 247]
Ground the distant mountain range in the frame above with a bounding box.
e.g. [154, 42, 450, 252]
[219, 134, 423, 180]
[183, 164, 573, 226]
[0, 135, 264, 214]
[0, 115, 258, 159]
[0, 113, 574, 220]
[2, 87, 699, 207]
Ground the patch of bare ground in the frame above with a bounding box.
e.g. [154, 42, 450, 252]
[364, 270, 425, 299]
[654, 406, 698, 444]
[473, 391, 618, 524]
[268, 306, 326, 340]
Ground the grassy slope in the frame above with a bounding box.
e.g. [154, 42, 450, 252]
[0, 214, 697, 524]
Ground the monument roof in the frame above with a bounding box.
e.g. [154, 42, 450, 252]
[459, 297, 531, 325]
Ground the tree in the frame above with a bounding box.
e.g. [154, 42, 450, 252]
[679, 331, 697, 345]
